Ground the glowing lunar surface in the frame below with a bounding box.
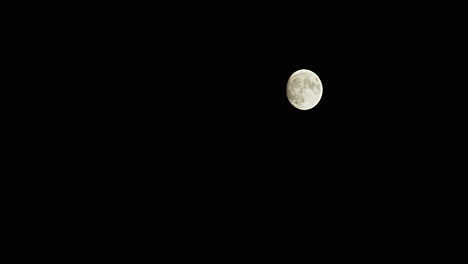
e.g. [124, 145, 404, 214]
[286, 69, 323, 110]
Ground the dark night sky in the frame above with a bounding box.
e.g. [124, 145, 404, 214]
[92, 5, 461, 161]
[94, 18, 352, 159]
[41, 3, 466, 235]
[60, 3, 468, 212]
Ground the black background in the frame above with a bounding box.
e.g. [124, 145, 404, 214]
[66, 3, 466, 183]
[24, 4, 467, 243]
[70, 5, 359, 177]
[93, 27, 345, 130]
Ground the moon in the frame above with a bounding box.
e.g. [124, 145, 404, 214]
[286, 69, 323, 110]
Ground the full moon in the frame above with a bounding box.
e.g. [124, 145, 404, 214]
[286, 69, 323, 110]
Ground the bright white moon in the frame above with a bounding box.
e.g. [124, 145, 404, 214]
[286, 69, 323, 110]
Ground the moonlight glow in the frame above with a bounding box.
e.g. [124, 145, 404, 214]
[286, 69, 323, 110]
